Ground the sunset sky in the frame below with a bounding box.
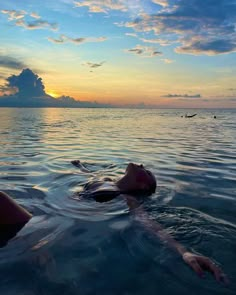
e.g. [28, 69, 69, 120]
[1, 0, 236, 108]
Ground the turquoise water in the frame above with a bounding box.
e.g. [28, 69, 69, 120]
[0, 108, 235, 295]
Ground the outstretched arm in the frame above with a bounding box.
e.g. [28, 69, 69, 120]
[125, 195, 228, 284]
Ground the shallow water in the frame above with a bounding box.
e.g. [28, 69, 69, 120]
[0, 108, 235, 295]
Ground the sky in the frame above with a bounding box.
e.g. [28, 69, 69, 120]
[0, 0, 236, 108]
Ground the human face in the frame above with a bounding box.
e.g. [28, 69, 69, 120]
[125, 163, 156, 191]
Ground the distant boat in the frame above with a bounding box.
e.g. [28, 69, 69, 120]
[185, 113, 197, 118]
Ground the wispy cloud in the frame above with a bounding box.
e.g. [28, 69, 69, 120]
[125, 33, 137, 37]
[16, 19, 58, 31]
[74, 0, 127, 13]
[1, 9, 26, 20]
[161, 58, 174, 64]
[126, 45, 162, 57]
[123, 0, 236, 55]
[1, 9, 57, 31]
[48, 34, 107, 44]
[30, 12, 41, 19]
[140, 38, 174, 46]
[0, 85, 10, 91]
[83, 61, 105, 68]
[152, 0, 169, 7]
[47, 35, 66, 44]
[162, 93, 201, 98]
[0, 55, 27, 70]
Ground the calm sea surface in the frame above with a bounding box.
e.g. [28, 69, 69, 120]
[0, 108, 235, 295]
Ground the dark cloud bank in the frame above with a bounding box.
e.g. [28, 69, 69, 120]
[127, 0, 236, 55]
[0, 69, 111, 108]
[162, 94, 201, 98]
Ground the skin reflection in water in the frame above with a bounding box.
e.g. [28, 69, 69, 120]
[1, 161, 228, 285]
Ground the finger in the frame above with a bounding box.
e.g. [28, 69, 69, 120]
[190, 261, 204, 278]
[211, 266, 222, 283]
[207, 261, 225, 283]
[199, 258, 230, 285]
[220, 273, 230, 285]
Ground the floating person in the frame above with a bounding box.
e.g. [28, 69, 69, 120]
[214, 116, 217, 119]
[71, 160, 228, 283]
[185, 113, 197, 118]
[0, 162, 229, 284]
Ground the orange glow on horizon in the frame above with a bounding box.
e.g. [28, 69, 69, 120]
[46, 90, 60, 98]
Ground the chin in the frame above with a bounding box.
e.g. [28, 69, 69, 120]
[126, 163, 134, 172]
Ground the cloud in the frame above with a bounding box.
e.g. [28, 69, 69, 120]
[152, 0, 169, 7]
[83, 61, 105, 68]
[0, 68, 113, 108]
[123, 0, 236, 55]
[176, 38, 236, 55]
[125, 33, 138, 37]
[1, 9, 58, 31]
[30, 12, 41, 19]
[126, 45, 162, 57]
[0, 85, 12, 92]
[6, 68, 46, 97]
[161, 58, 174, 63]
[47, 35, 67, 44]
[48, 34, 107, 44]
[16, 19, 58, 31]
[162, 93, 201, 98]
[71, 36, 106, 44]
[140, 37, 174, 46]
[74, 0, 127, 13]
[1, 9, 26, 20]
[1, 9, 41, 21]
[0, 55, 27, 70]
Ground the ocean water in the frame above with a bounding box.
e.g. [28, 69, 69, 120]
[0, 108, 235, 295]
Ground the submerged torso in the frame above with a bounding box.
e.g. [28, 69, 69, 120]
[79, 178, 121, 202]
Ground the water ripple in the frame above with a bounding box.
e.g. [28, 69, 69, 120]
[0, 108, 236, 295]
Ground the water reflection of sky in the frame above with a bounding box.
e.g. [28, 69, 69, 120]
[0, 108, 236, 294]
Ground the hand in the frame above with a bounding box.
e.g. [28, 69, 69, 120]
[182, 252, 229, 284]
[71, 160, 81, 167]
[71, 160, 91, 173]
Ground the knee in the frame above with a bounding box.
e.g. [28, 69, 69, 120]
[0, 191, 10, 200]
[0, 191, 32, 224]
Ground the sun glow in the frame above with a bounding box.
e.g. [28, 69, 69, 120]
[47, 90, 59, 98]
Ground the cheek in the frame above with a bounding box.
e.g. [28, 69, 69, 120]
[136, 171, 148, 182]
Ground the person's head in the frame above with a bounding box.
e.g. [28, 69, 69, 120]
[116, 163, 156, 195]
